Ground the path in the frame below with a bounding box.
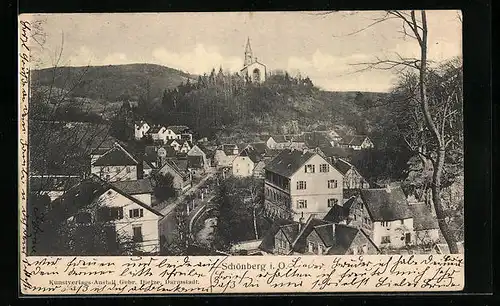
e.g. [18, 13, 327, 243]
[159, 170, 216, 217]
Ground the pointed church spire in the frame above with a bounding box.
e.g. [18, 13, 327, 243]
[244, 37, 253, 67]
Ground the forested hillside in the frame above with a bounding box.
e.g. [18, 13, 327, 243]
[32, 63, 197, 102]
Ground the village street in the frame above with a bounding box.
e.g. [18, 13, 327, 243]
[159, 168, 216, 216]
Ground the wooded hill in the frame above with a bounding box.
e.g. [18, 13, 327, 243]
[31, 63, 197, 102]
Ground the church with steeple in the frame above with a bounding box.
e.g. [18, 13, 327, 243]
[240, 37, 267, 83]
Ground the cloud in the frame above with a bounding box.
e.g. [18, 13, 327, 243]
[152, 44, 243, 74]
[102, 52, 129, 65]
[66, 46, 98, 66]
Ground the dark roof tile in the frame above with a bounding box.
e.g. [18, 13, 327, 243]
[93, 146, 138, 166]
[265, 149, 316, 178]
[360, 187, 412, 221]
[111, 178, 153, 195]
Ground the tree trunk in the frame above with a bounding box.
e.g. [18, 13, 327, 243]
[253, 206, 259, 240]
[417, 10, 459, 254]
[432, 148, 459, 253]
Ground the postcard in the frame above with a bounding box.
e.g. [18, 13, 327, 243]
[19, 11, 464, 295]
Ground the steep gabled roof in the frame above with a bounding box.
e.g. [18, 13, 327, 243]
[291, 217, 331, 253]
[93, 144, 139, 166]
[264, 149, 316, 178]
[340, 135, 369, 146]
[158, 159, 188, 179]
[333, 158, 354, 175]
[360, 187, 413, 221]
[238, 147, 262, 163]
[111, 178, 153, 195]
[326, 225, 380, 255]
[53, 175, 162, 218]
[258, 219, 300, 254]
[323, 203, 349, 223]
[313, 223, 335, 247]
[409, 203, 439, 231]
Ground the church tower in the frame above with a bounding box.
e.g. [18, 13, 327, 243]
[244, 37, 253, 66]
[240, 37, 266, 83]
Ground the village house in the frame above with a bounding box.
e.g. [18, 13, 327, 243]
[29, 174, 81, 201]
[264, 149, 344, 222]
[325, 186, 419, 249]
[258, 219, 301, 255]
[261, 135, 307, 150]
[232, 145, 264, 178]
[165, 125, 193, 142]
[332, 158, 370, 190]
[157, 159, 191, 192]
[144, 145, 177, 168]
[134, 120, 150, 140]
[338, 135, 374, 150]
[56, 175, 163, 254]
[289, 216, 379, 255]
[91, 143, 140, 182]
[147, 125, 168, 143]
[187, 144, 211, 175]
[111, 178, 154, 206]
[213, 144, 240, 169]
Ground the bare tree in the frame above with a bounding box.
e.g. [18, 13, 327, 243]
[327, 10, 462, 253]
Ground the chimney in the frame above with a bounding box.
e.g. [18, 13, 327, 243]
[302, 148, 308, 155]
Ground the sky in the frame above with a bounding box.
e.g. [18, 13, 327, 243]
[26, 11, 462, 92]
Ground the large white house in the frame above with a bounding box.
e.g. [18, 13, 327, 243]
[322, 186, 440, 250]
[59, 176, 163, 254]
[264, 149, 344, 222]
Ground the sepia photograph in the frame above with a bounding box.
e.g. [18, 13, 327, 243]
[22, 11, 464, 258]
[18, 11, 468, 294]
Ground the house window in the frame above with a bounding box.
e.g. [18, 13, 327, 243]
[126, 166, 131, 173]
[328, 180, 338, 189]
[381, 236, 391, 244]
[297, 200, 307, 209]
[353, 214, 357, 221]
[400, 219, 404, 225]
[98, 207, 124, 221]
[75, 212, 92, 224]
[105, 174, 110, 181]
[362, 244, 368, 254]
[304, 164, 315, 173]
[296, 181, 307, 190]
[319, 164, 329, 172]
[129, 208, 144, 218]
[308, 241, 314, 253]
[363, 217, 370, 225]
[132, 225, 143, 242]
[328, 198, 338, 207]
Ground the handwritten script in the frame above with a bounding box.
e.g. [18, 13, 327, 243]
[20, 255, 464, 294]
